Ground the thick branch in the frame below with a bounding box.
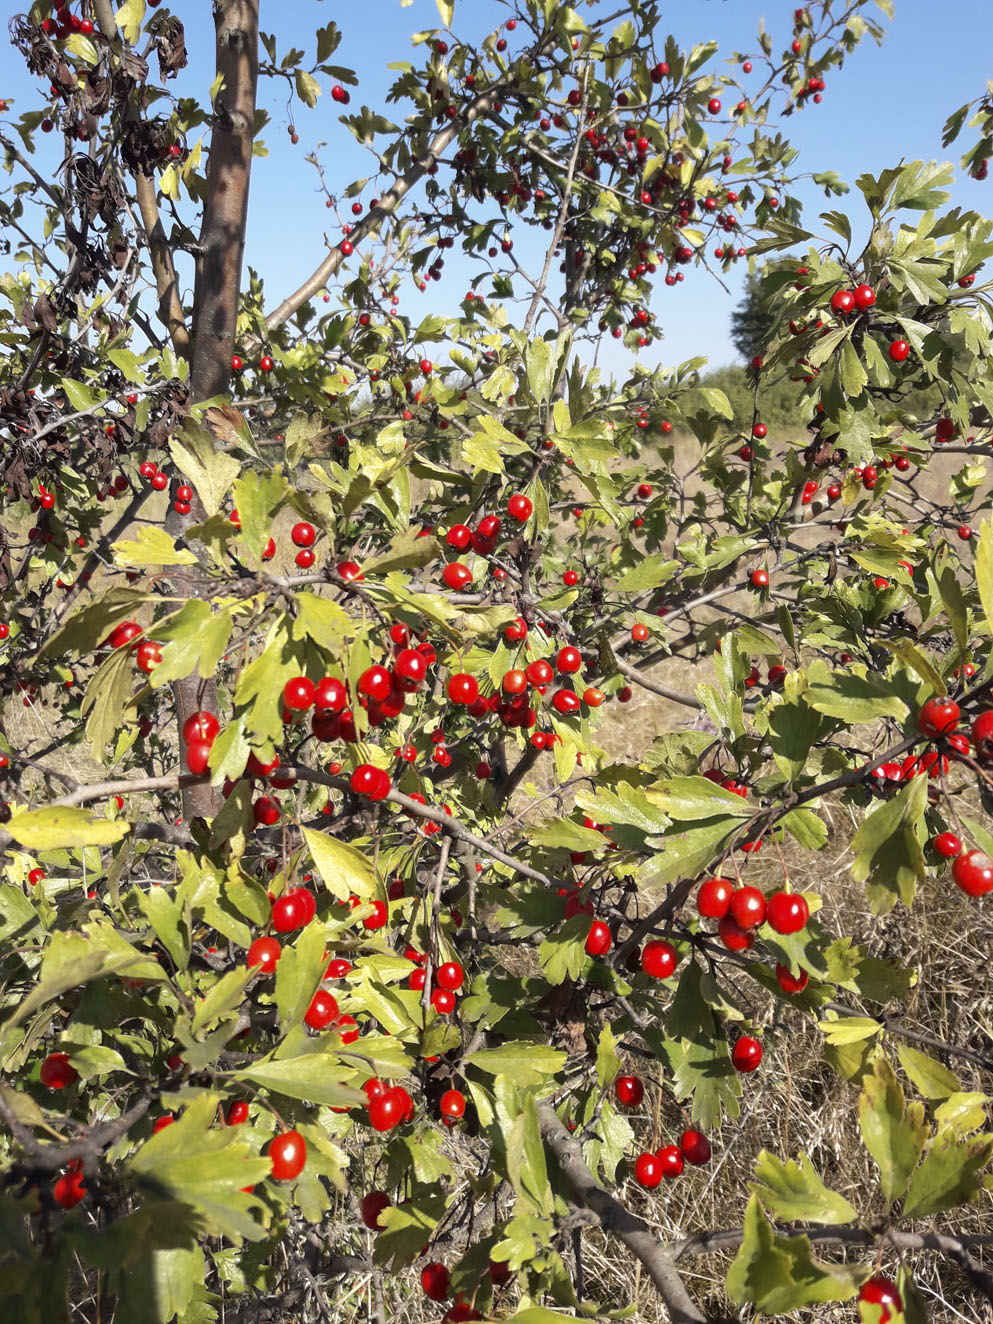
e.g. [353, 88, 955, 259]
[538, 1104, 711, 1324]
[190, 0, 259, 398]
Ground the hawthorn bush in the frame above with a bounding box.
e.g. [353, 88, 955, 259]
[3, 1, 993, 1322]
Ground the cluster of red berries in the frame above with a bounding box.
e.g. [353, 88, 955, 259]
[632, 1128, 713, 1188]
[916, 699, 993, 896]
[697, 876, 810, 995]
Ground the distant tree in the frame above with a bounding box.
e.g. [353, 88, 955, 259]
[730, 270, 776, 364]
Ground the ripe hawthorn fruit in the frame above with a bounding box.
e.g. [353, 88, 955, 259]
[615, 1074, 644, 1107]
[267, 1130, 307, 1181]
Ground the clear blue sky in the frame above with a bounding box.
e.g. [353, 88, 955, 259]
[4, 1, 991, 373]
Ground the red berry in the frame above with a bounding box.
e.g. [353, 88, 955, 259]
[304, 989, 340, 1030]
[717, 913, 754, 952]
[776, 963, 809, 994]
[917, 696, 960, 738]
[271, 890, 310, 933]
[971, 710, 993, 761]
[291, 521, 316, 547]
[508, 493, 533, 521]
[766, 890, 809, 935]
[421, 1262, 450, 1303]
[225, 1101, 250, 1125]
[731, 1036, 763, 1072]
[436, 961, 464, 991]
[585, 919, 612, 956]
[368, 1086, 412, 1132]
[853, 283, 875, 310]
[750, 568, 769, 589]
[952, 849, 993, 898]
[857, 1275, 903, 1323]
[53, 1169, 87, 1208]
[830, 289, 855, 315]
[889, 339, 910, 362]
[641, 940, 678, 979]
[680, 1129, 711, 1165]
[40, 1052, 77, 1090]
[283, 676, 316, 711]
[439, 1088, 466, 1121]
[361, 1191, 391, 1230]
[447, 673, 479, 705]
[932, 832, 962, 859]
[657, 1144, 684, 1178]
[267, 1130, 307, 1181]
[697, 877, 734, 919]
[634, 1151, 662, 1189]
[247, 937, 282, 973]
[729, 886, 766, 930]
[615, 1074, 644, 1107]
[443, 562, 472, 591]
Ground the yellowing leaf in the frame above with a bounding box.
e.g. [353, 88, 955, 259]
[115, 0, 146, 44]
[112, 525, 198, 568]
[170, 423, 241, 518]
[302, 826, 376, 901]
[6, 807, 130, 850]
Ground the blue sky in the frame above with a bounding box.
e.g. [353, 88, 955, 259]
[4, 1, 991, 373]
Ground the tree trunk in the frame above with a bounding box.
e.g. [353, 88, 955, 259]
[170, 0, 260, 822]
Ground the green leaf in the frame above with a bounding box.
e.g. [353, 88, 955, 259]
[666, 1034, 741, 1131]
[648, 815, 740, 886]
[527, 819, 607, 853]
[880, 640, 946, 695]
[466, 1042, 566, 1087]
[362, 529, 441, 576]
[274, 921, 327, 1029]
[42, 587, 154, 658]
[807, 674, 908, 724]
[302, 827, 376, 901]
[750, 1151, 857, 1224]
[858, 1056, 927, 1204]
[137, 886, 190, 972]
[231, 468, 291, 560]
[903, 1127, 993, 1218]
[612, 556, 679, 593]
[507, 1096, 552, 1216]
[595, 1022, 622, 1090]
[897, 1044, 960, 1100]
[191, 967, 254, 1035]
[839, 339, 868, 397]
[976, 520, 993, 636]
[6, 807, 130, 850]
[374, 1191, 447, 1271]
[819, 1016, 882, 1047]
[524, 337, 556, 405]
[851, 775, 928, 912]
[149, 600, 233, 687]
[111, 525, 197, 568]
[82, 644, 136, 761]
[294, 69, 321, 107]
[727, 1195, 859, 1314]
[539, 914, 592, 986]
[170, 423, 241, 518]
[128, 1094, 269, 1242]
[149, 1246, 203, 1324]
[646, 776, 754, 821]
[241, 1055, 366, 1108]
